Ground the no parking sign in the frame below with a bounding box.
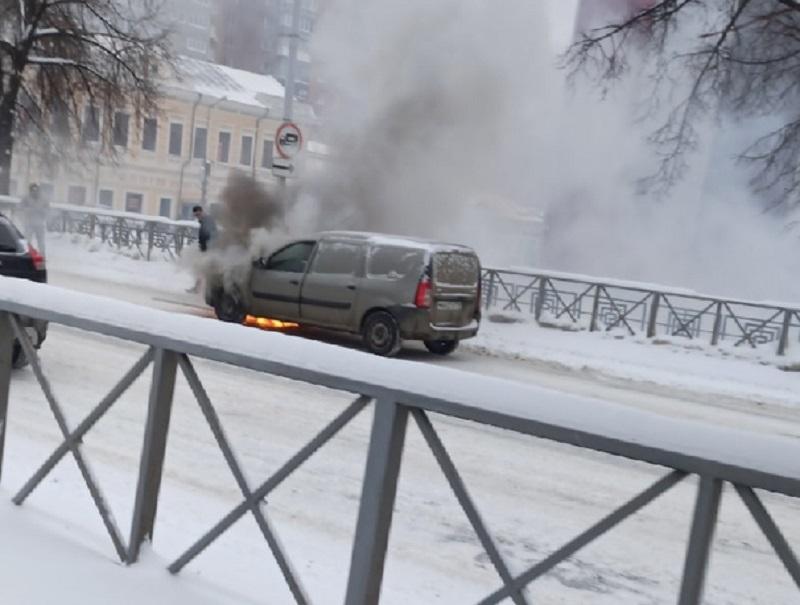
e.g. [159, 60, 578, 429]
[275, 122, 303, 159]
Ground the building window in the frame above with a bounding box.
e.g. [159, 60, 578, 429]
[113, 112, 130, 147]
[52, 102, 70, 138]
[125, 192, 144, 213]
[67, 185, 87, 205]
[98, 189, 114, 208]
[240, 135, 253, 166]
[82, 105, 100, 143]
[159, 197, 172, 218]
[180, 201, 198, 220]
[193, 126, 207, 160]
[217, 131, 231, 163]
[169, 123, 184, 156]
[261, 139, 274, 169]
[142, 118, 157, 151]
[299, 16, 313, 34]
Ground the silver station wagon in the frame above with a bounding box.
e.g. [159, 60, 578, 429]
[207, 231, 482, 356]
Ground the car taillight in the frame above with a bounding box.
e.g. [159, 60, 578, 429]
[29, 245, 45, 271]
[415, 276, 432, 309]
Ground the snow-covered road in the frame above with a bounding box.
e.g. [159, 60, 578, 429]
[1, 240, 798, 604]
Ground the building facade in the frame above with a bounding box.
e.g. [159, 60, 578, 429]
[9, 58, 318, 219]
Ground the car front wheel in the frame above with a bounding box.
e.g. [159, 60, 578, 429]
[214, 290, 247, 324]
[362, 311, 402, 357]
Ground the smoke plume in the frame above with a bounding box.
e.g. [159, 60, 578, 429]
[298, 0, 800, 301]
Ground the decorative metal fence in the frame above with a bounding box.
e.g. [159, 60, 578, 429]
[0, 196, 198, 259]
[3, 194, 799, 356]
[482, 268, 800, 357]
[1, 279, 799, 605]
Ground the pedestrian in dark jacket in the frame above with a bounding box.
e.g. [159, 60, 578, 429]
[194, 205, 217, 252]
[187, 205, 217, 293]
[19, 183, 50, 254]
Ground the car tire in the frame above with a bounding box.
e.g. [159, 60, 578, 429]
[362, 311, 402, 357]
[424, 339, 459, 356]
[214, 290, 247, 324]
[11, 342, 29, 369]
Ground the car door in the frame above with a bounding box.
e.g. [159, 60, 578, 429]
[249, 240, 316, 320]
[300, 240, 364, 329]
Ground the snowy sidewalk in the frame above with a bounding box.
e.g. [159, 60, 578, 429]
[0, 501, 247, 605]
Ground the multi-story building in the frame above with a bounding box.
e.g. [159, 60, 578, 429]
[163, 0, 216, 61]
[8, 57, 319, 219]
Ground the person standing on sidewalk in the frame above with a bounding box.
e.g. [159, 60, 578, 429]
[19, 183, 50, 255]
[187, 205, 217, 293]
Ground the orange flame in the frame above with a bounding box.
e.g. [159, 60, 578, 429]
[245, 315, 299, 330]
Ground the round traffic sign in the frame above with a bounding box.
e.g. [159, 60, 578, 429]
[275, 122, 303, 159]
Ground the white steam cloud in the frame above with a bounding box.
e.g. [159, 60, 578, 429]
[291, 0, 800, 301]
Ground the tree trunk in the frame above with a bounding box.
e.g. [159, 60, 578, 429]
[0, 101, 15, 197]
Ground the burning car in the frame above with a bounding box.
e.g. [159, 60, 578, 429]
[205, 231, 482, 356]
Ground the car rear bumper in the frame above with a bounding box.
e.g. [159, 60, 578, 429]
[393, 307, 479, 341]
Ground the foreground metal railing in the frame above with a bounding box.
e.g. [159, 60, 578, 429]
[1, 279, 799, 604]
[482, 267, 800, 356]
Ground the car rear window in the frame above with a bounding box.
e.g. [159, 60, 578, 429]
[0, 218, 22, 253]
[367, 246, 425, 280]
[433, 252, 480, 286]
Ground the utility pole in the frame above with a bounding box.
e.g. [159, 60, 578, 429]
[278, 0, 303, 202]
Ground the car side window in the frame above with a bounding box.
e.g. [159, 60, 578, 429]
[309, 241, 363, 276]
[266, 241, 315, 273]
[367, 246, 424, 280]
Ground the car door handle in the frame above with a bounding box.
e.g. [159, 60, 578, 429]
[290, 279, 300, 286]
[346, 285, 357, 290]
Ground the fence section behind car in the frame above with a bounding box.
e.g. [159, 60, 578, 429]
[0, 195, 198, 259]
[482, 267, 800, 356]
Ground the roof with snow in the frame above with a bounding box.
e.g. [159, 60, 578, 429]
[164, 55, 285, 111]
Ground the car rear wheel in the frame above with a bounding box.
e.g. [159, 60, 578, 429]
[424, 339, 459, 356]
[214, 290, 246, 324]
[362, 311, 401, 357]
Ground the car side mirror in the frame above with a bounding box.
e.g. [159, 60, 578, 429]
[254, 257, 269, 269]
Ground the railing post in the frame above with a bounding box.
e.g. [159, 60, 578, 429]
[647, 292, 661, 338]
[147, 223, 155, 261]
[778, 309, 791, 356]
[711, 301, 723, 346]
[345, 399, 409, 605]
[678, 477, 723, 605]
[589, 285, 602, 332]
[128, 348, 178, 563]
[534, 277, 547, 322]
[0, 313, 13, 485]
[484, 271, 496, 311]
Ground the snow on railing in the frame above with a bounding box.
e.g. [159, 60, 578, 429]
[0, 277, 799, 604]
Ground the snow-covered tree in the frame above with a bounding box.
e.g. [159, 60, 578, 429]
[0, 0, 171, 195]
[566, 0, 800, 210]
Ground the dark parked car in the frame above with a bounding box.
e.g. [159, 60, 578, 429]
[0, 213, 48, 368]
